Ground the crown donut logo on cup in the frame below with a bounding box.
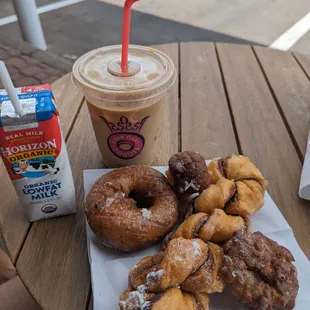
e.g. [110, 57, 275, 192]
[101, 116, 149, 160]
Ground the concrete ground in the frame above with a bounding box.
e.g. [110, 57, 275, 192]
[0, 0, 309, 62]
[101, 0, 310, 51]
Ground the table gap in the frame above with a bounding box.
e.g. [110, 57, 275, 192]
[178, 42, 182, 152]
[85, 288, 92, 310]
[215, 43, 242, 155]
[252, 47, 303, 162]
[293, 54, 310, 81]
[64, 96, 86, 141]
[12, 226, 31, 265]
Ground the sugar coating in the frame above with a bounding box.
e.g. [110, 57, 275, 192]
[175, 162, 186, 172]
[100, 191, 125, 210]
[184, 180, 200, 192]
[141, 208, 152, 221]
[119, 291, 151, 310]
[146, 269, 164, 284]
[175, 255, 185, 262]
[137, 284, 146, 294]
[98, 198, 114, 210]
[105, 197, 114, 208]
[192, 241, 202, 256]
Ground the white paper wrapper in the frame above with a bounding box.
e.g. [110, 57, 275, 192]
[299, 131, 310, 200]
[84, 167, 310, 310]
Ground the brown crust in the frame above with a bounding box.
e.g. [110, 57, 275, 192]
[193, 295, 203, 310]
[218, 158, 227, 178]
[86, 166, 179, 251]
[222, 231, 299, 310]
[181, 242, 225, 294]
[119, 289, 155, 310]
[199, 210, 246, 243]
[193, 216, 209, 238]
[119, 288, 210, 310]
[168, 151, 211, 195]
[169, 210, 247, 244]
[146, 292, 164, 309]
[184, 199, 195, 219]
[129, 252, 165, 290]
[192, 293, 210, 310]
[148, 238, 209, 293]
[223, 190, 238, 212]
[130, 238, 209, 294]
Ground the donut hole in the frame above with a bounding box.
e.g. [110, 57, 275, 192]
[129, 189, 154, 209]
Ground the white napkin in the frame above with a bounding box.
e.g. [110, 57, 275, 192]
[299, 131, 310, 199]
[84, 167, 310, 310]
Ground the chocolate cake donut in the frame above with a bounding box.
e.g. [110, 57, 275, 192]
[167, 151, 211, 195]
[86, 166, 179, 251]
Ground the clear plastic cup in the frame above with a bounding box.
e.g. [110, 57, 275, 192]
[72, 45, 176, 168]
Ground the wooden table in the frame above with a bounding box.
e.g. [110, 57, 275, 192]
[1, 42, 310, 310]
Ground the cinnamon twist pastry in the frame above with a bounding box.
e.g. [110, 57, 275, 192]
[166, 210, 250, 244]
[119, 287, 210, 310]
[181, 242, 225, 294]
[195, 155, 268, 217]
[121, 238, 217, 309]
[128, 238, 224, 297]
[129, 238, 208, 293]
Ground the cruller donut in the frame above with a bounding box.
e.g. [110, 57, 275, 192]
[86, 166, 178, 251]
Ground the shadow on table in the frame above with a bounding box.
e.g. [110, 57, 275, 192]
[0, 0, 265, 58]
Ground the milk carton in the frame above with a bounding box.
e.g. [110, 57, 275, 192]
[0, 84, 76, 221]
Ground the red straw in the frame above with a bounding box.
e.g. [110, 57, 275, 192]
[121, 0, 139, 73]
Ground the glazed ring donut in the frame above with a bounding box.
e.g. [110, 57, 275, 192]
[86, 166, 179, 252]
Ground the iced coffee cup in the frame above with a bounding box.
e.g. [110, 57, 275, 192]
[72, 45, 176, 167]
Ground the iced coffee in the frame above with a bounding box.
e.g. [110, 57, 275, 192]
[72, 45, 176, 167]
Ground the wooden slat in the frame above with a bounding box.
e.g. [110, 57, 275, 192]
[0, 169, 29, 263]
[180, 42, 239, 157]
[152, 43, 179, 164]
[294, 53, 310, 79]
[217, 43, 310, 258]
[254, 47, 310, 157]
[51, 74, 85, 139]
[17, 103, 102, 310]
[0, 74, 83, 263]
